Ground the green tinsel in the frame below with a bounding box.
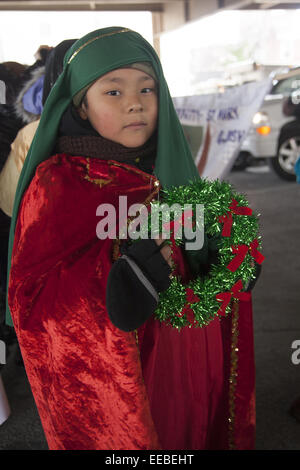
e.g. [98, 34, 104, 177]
[135, 178, 264, 329]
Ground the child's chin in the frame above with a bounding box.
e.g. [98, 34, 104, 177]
[121, 138, 149, 148]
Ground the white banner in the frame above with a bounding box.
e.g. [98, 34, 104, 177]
[173, 78, 272, 180]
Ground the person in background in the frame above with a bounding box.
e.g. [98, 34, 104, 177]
[0, 42, 75, 356]
[284, 93, 300, 422]
[0, 39, 76, 220]
[289, 156, 300, 421]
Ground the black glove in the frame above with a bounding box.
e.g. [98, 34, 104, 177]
[106, 239, 172, 332]
[183, 231, 221, 277]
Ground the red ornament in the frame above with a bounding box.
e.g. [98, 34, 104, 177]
[218, 198, 253, 237]
[227, 238, 265, 272]
[176, 287, 200, 324]
[216, 280, 251, 316]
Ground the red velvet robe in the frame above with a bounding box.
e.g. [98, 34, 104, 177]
[8, 154, 255, 450]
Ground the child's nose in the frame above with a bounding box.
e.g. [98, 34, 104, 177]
[129, 103, 143, 112]
[127, 95, 143, 113]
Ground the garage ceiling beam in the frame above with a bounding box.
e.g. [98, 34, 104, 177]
[0, 1, 299, 22]
[0, 1, 165, 11]
[0, 0, 299, 12]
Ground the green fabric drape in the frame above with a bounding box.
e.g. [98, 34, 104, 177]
[6, 27, 199, 325]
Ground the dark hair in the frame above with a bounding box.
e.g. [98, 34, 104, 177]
[0, 62, 27, 105]
[42, 39, 77, 105]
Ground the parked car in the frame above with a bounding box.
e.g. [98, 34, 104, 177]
[238, 67, 300, 180]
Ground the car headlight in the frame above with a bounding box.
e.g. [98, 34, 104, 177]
[252, 111, 271, 135]
[252, 111, 269, 125]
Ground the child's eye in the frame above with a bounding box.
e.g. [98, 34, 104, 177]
[141, 87, 155, 94]
[106, 90, 120, 96]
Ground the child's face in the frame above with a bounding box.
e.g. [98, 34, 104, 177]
[78, 67, 158, 148]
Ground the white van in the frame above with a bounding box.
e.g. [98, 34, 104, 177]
[238, 67, 300, 181]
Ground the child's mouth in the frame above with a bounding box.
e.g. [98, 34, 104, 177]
[124, 122, 146, 129]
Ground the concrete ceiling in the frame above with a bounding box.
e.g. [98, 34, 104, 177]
[0, 1, 300, 15]
[0, 1, 300, 35]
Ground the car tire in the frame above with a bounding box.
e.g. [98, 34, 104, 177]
[271, 129, 299, 181]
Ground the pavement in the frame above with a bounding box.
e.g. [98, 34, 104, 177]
[0, 161, 299, 451]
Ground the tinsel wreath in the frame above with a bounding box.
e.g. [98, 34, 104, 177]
[137, 179, 265, 329]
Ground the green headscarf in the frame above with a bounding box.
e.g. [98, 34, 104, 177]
[6, 27, 199, 326]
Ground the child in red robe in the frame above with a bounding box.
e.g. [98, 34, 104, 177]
[7, 27, 256, 450]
